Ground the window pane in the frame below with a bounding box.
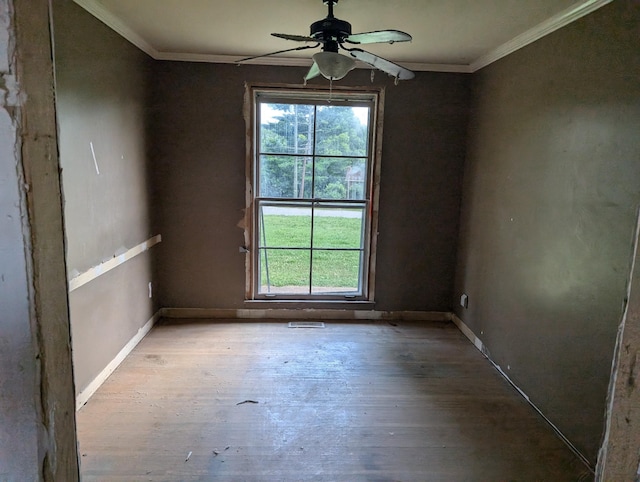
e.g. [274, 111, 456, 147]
[259, 156, 312, 198]
[311, 250, 361, 294]
[313, 157, 367, 200]
[253, 90, 378, 300]
[259, 249, 310, 294]
[315, 105, 369, 157]
[313, 206, 364, 249]
[260, 103, 315, 155]
[259, 204, 311, 248]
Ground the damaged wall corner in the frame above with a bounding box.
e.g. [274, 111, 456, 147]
[597, 212, 640, 481]
[0, 0, 79, 480]
[0, 1, 40, 478]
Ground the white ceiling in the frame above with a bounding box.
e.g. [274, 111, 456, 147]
[74, 0, 611, 73]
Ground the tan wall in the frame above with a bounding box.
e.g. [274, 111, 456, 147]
[454, 1, 640, 463]
[52, 0, 158, 396]
[150, 63, 470, 311]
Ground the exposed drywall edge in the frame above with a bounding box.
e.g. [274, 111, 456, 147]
[72, 0, 158, 58]
[596, 209, 640, 480]
[470, 0, 613, 71]
[451, 313, 594, 473]
[0, 2, 41, 478]
[75, 310, 161, 410]
[68, 234, 161, 292]
[242, 83, 254, 299]
[14, 0, 80, 478]
[160, 307, 450, 322]
[367, 86, 384, 300]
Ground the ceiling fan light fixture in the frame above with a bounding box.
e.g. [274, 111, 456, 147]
[313, 51, 356, 80]
[239, 1, 414, 82]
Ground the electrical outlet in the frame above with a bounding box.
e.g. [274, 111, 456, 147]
[460, 293, 468, 309]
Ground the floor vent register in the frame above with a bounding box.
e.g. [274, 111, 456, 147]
[288, 321, 325, 328]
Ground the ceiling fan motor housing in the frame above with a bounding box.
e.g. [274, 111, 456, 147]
[311, 17, 352, 43]
[239, 0, 414, 82]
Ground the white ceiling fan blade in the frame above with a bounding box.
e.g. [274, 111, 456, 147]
[305, 61, 321, 81]
[348, 48, 415, 80]
[237, 43, 319, 63]
[345, 30, 412, 45]
[272, 33, 319, 43]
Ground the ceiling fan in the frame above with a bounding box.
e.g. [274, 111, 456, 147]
[238, 0, 415, 82]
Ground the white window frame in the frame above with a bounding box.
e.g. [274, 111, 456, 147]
[245, 84, 384, 302]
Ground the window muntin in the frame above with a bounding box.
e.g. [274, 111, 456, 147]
[252, 89, 379, 300]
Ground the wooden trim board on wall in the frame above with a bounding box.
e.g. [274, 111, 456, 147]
[68, 234, 161, 292]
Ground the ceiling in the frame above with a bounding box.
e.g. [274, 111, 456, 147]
[74, 0, 611, 73]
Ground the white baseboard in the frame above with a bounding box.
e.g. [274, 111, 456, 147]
[75, 310, 161, 410]
[160, 307, 450, 322]
[451, 314, 594, 472]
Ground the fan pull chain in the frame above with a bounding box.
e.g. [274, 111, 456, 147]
[329, 78, 333, 102]
[371, 70, 375, 83]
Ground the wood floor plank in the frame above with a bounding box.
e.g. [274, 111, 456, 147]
[77, 320, 592, 481]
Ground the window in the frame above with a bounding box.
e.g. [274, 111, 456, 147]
[248, 86, 382, 301]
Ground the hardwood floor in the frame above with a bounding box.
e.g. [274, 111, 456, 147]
[76, 319, 592, 481]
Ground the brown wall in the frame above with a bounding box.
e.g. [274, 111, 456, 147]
[454, 1, 640, 463]
[150, 63, 470, 311]
[53, 0, 158, 396]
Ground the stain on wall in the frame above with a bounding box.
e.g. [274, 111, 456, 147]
[454, 1, 640, 463]
[149, 63, 470, 311]
[52, 0, 158, 396]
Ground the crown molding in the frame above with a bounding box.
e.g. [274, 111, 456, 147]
[75, 0, 611, 74]
[402, 62, 472, 74]
[154, 51, 473, 73]
[73, 0, 159, 58]
[470, 0, 613, 72]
